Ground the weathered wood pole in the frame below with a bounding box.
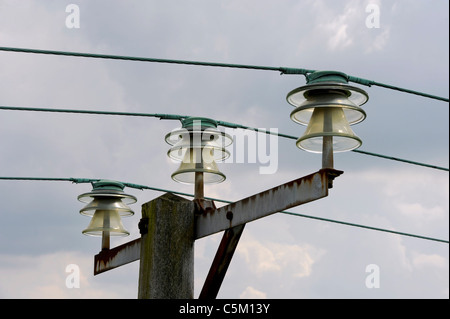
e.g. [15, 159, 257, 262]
[138, 193, 195, 299]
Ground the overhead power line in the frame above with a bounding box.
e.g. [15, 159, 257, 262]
[0, 46, 302, 73]
[0, 46, 448, 102]
[0, 176, 448, 244]
[217, 120, 450, 172]
[0, 48, 447, 243]
[1, 104, 448, 172]
[0, 105, 187, 120]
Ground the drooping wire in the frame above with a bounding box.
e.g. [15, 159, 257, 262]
[0, 46, 447, 242]
[0, 176, 447, 244]
[217, 121, 450, 172]
[1, 104, 448, 172]
[0, 47, 448, 171]
[0, 46, 296, 73]
[0, 105, 187, 120]
[0, 46, 448, 102]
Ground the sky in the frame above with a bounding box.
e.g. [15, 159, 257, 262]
[0, 0, 448, 299]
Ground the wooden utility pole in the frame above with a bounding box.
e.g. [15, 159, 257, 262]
[137, 193, 195, 299]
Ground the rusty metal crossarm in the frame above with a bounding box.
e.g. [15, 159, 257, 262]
[93, 169, 342, 277]
[94, 238, 141, 275]
[195, 169, 341, 239]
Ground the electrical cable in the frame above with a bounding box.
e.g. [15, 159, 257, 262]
[0, 176, 447, 244]
[0, 105, 187, 120]
[0, 47, 448, 171]
[0, 46, 448, 102]
[0, 48, 447, 242]
[1, 104, 448, 172]
[0, 46, 292, 73]
[217, 120, 450, 172]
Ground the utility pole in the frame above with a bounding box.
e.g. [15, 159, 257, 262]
[93, 168, 341, 298]
[137, 193, 195, 298]
[83, 72, 367, 298]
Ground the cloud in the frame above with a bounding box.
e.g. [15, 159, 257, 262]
[0, 251, 112, 298]
[310, 0, 361, 51]
[303, 0, 392, 54]
[365, 27, 391, 53]
[395, 202, 445, 220]
[412, 253, 447, 270]
[236, 235, 325, 278]
[240, 286, 267, 299]
[0, 250, 140, 298]
[349, 168, 449, 213]
[327, 24, 353, 51]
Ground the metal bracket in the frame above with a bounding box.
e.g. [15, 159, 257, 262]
[194, 198, 217, 215]
[323, 168, 344, 188]
[138, 217, 149, 235]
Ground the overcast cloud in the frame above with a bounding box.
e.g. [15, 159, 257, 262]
[0, 0, 448, 299]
